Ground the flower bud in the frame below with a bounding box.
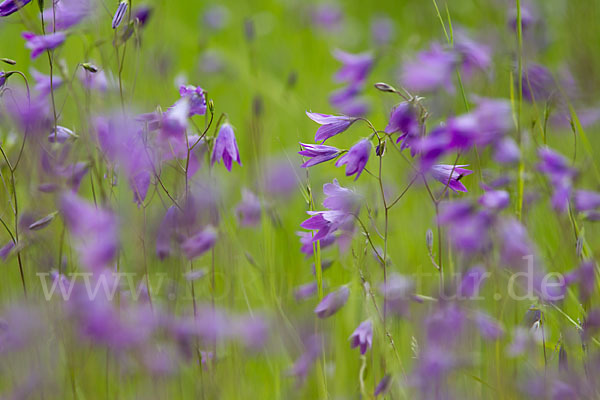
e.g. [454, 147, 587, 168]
[81, 63, 98, 73]
[426, 229, 434, 253]
[374, 82, 396, 93]
[0, 58, 16, 65]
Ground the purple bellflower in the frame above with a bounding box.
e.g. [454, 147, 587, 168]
[60, 193, 118, 271]
[211, 122, 241, 171]
[235, 189, 261, 226]
[22, 31, 66, 59]
[42, 0, 94, 30]
[574, 190, 600, 212]
[332, 49, 373, 84]
[31, 68, 64, 96]
[314, 285, 349, 318]
[179, 85, 206, 116]
[298, 143, 340, 167]
[430, 164, 473, 192]
[537, 147, 577, 212]
[385, 102, 420, 154]
[401, 44, 457, 92]
[335, 139, 371, 180]
[349, 319, 373, 355]
[181, 226, 217, 260]
[306, 111, 357, 143]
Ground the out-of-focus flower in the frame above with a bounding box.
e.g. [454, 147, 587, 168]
[335, 139, 371, 180]
[314, 285, 349, 318]
[181, 226, 217, 260]
[565, 260, 596, 302]
[474, 311, 504, 340]
[288, 334, 322, 383]
[508, 3, 536, 32]
[78, 68, 108, 91]
[234, 315, 268, 350]
[401, 44, 457, 92]
[537, 147, 577, 212]
[235, 189, 261, 226]
[0, 241, 14, 261]
[112, 1, 128, 29]
[574, 190, 600, 212]
[22, 31, 66, 59]
[310, 3, 343, 31]
[179, 85, 206, 116]
[298, 143, 340, 168]
[133, 4, 152, 27]
[95, 113, 154, 205]
[379, 273, 414, 317]
[31, 68, 64, 96]
[60, 192, 118, 271]
[294, 282, 318, 302]
[48, 126, 77, 143]
[162, 97, 190, 137]
[430, 164, 473, 192]
[438, 200, 492, 254]
[494, 137, 521, 164]
[374, 375, 392, 397]
[202, 5, 229, 31]
[333, 49, 373, 84]
[0, 0, 31, 17]
[42, 0, 94, 30]
[458, 266, 488, 298]
[371, 16, 394, 45]
[387, 102, 420, 155]
[349, 319, 372, 355]
[454, 33, 491, 78]
[446, 98, 512, 150]
[211, 122, 241, 171]
[479, 190, 509, 211]
[522, 64, 557, 103]
[306, 111, 357, 143]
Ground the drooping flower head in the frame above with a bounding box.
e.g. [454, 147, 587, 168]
[211, 122, 241, 171]
[385, 102, 420, 154]
[430, 164, 473, 193]
[335, 139, 371, 180]
[333, 49, 373, 84]
[60, 193, 118, 271]
[537, 147, 577, 212]
[314, 285, 349, 318]
[181, 226, 217, 260]
[179, 85, 206, 116]
[349, 319, 373, 355]
[22, 32, 66, 59]
[133, 4, 152, 27]
[306, 111, 357, 143]
[31, 68, 64, 96]
[298, 143, 340, 168]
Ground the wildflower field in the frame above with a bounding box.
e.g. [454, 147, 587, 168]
[1, 0, 600, 398]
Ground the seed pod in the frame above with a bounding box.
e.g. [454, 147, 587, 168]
[0, 58, 16, 65]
